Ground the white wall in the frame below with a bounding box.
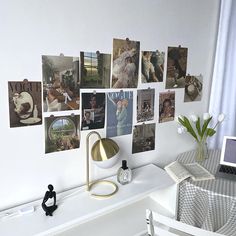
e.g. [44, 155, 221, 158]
[0, 0, 220, 210]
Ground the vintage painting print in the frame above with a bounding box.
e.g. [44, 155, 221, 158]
[80, 51, 111, 88]
[159, 91, 175, 123]
[42, 55, 80, 112]
[8, 81, 42, 128]
[184, 75, 203, 102]
[141, 50, 165, 83]
[112, 38, 140, 88]
[45, 115, 80, 154]
[137, 89, 155, 123]
[132, 123, 156, 154]
[81, 93, 105, 130]
[166, 46, 188, 89]
[107, 91, 133, 137]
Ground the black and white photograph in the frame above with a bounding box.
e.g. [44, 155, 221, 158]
[141, 50, 165, 83]
[132, 123, 156, 154]
[8, 81, 42, 128]
[159, 91, 175, 123]
[166, 47, 188, 89]
[184, 75, 203, 102]
[45, 114, 80, 154]
[80, 51, 111, 88]
[137, 89, 155, 123]
[42, 55, 80, 112]
[112, 38, 140, 88]
[81, 93, 105, 130]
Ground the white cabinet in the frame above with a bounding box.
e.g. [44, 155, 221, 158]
[0, 164, 177, 236]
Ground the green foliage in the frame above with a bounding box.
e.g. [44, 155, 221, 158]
[178, 115, 217, 143]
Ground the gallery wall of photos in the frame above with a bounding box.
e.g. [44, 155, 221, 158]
[8, 38, 203, 155]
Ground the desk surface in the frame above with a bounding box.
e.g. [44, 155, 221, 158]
[177, 149, 236, 197]
[0, 164, 174, 236]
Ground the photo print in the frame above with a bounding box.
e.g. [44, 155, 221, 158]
[45, 114, 80, 154]
[112, 38, 140, 88]
[141, 50, 165, 83]
[107, 91, 133, 137]
[80, 51, 111, 88]
[81, 93, 105, 130]
[184, 75, 203, 102]
[8, 80, 42, 128]
[137, 89, 155, 123]
[166, 46, 188, 89]
[159, 91, 175, 123]
[42, 55, 80, 112]
[132, 123, 156, 154]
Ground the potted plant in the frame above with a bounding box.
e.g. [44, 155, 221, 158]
[177, 113, 225, 162]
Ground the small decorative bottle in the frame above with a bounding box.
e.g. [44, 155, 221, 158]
[117, 160, 132, 185]
[33, 104, 38, 118]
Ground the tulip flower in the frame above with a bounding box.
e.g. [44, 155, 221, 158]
[190, 115, 198, 123]
[203, 113, 210, 120]
[218, 113, 225, 123]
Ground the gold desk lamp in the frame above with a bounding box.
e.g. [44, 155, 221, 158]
[86, 131, 119, 198]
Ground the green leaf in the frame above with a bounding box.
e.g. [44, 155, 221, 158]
[178, 117, 185, 126]
[183, 116, 199, 142]
[196, 117, 202, 137]
[202, 117, 212, 136]
[206, 128, 216, 137]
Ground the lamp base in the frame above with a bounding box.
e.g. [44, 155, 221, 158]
[88, 180, 118, 199]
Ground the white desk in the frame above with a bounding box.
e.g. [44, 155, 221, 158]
[0, 164, 177, 236]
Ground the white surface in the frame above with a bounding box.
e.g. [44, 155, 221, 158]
[0, 164, 176, 236]
[0, 0, 220, 210]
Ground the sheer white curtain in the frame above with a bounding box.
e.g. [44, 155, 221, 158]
[209, 0, 236, 148]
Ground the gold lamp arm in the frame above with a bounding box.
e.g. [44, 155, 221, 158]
[86, 131, 118, 198]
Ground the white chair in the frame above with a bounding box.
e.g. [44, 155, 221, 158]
[146, 209, 223, 236]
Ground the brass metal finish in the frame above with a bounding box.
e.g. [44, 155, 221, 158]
[86, 131, 119, 198]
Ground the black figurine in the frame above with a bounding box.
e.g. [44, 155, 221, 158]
[42, 184, 57, 216]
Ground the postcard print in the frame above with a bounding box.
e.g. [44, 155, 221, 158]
[80, 51, 111, 88]
[184, 75, 203, 102]
[8, 80, 42, 128]
[132, 123, 156, 154]
[166, 47, 188, 89]
[45, 114, 80, 154]
[42, 55, 80, 112]
[107, 91, 133, 137]
[141, 50, 165, 83]
[81, 93, 105, 130]
[159, 91, 175, 123]
[112, 38, 140, 88]
[137, 89, 155, 123]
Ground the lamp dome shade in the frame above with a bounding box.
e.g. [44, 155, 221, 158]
[91, 138, 119, 169]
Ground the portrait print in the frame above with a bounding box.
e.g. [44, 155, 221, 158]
[42, 55, 80, 112]
[45, 115, 80, 154]
[112, 38, 140, 88]
[166, 47, 188, 89]
[184, 75, 203, 102]
[141, 50, 165, 83]
[81, 93, 105, 130]
[8, 80, 42, 128]
[137, 89, 155, 123]
[107, 91, 133, 137]
[132, 123, 156, 154]
[159, 91, 175, 123]
[80, 51, 111, 88]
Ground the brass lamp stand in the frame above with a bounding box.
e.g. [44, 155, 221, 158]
[86, 131, 119, 199]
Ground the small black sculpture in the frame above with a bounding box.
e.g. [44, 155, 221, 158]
[42, 184, 57, 216]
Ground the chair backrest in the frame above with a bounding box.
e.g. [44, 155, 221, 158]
[146, 209, 222, 236]
[46, 97, 61, 112]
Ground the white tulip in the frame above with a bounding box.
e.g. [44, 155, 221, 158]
[203, 113, 211, 120]
[218, 113, 225, 122]
[190, 115, 198, 122]
[177, 127, 184, 134]
[177, 126, 187, 134]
